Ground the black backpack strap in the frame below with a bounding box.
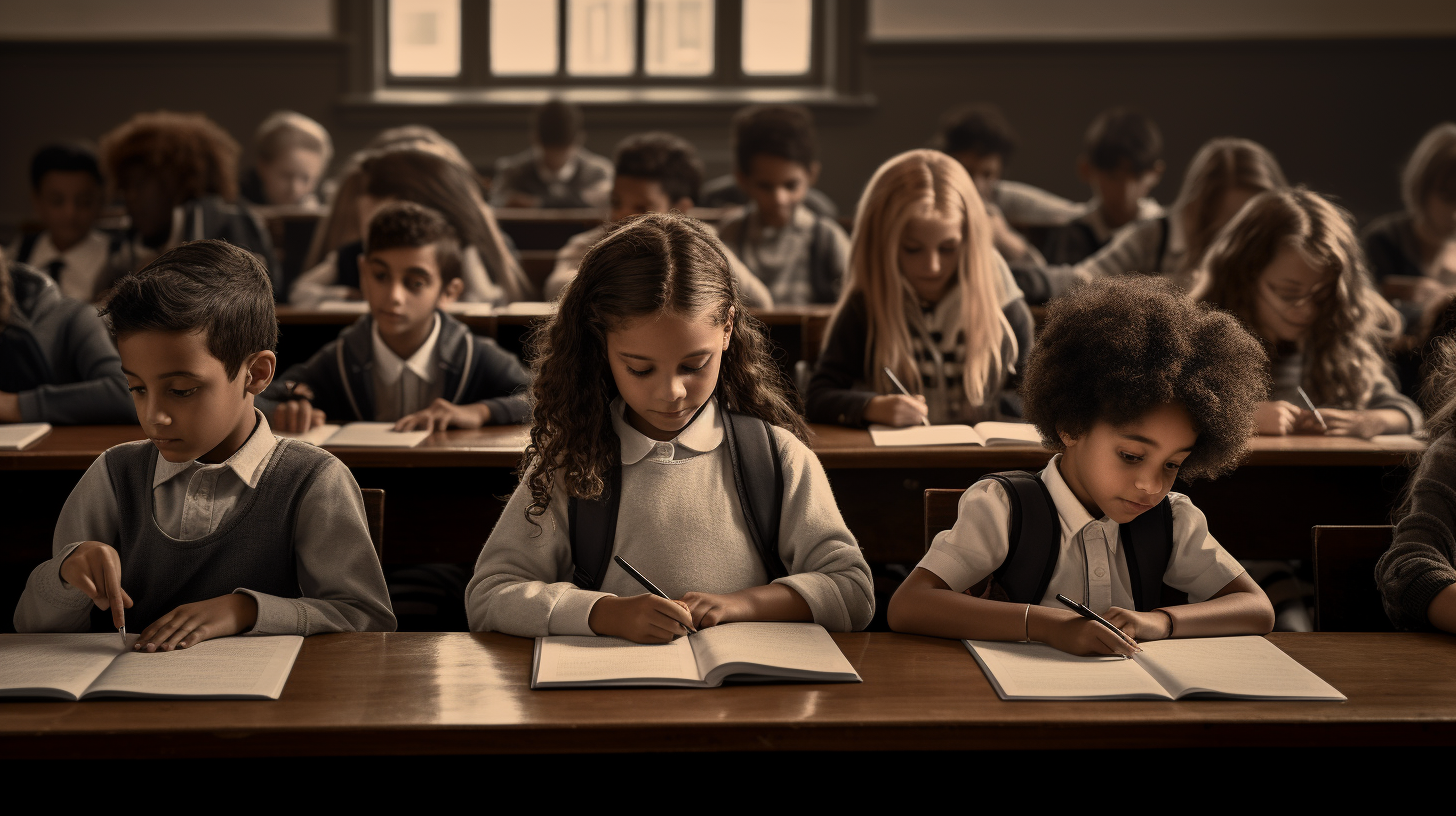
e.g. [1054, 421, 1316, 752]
[1120, 496, 1174, 612]
[722, 412, 788, 580]
[15, 232, 41, 265]
[980, 471, 1060, 604]
[567, 464, 622, 590]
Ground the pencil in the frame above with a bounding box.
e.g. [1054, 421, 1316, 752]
[882, 366, 931, 427]
[1296, 386, 1327, 431]
[613, 556, 697, 634]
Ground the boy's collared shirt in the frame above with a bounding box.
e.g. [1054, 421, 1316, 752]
[719, 203, 842, 306]
[152, 409, 277, 540]
[917, 454, 1242, 613]
[370, 313, 444, 421]
[22, 230, 110, 302]
[1079, 197, 1165, 245]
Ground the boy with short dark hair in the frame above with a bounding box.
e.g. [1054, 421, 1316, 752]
[715, 105, 850, 305]
[265, 201, 530, 433]
[491, 100, 613, 209]
[544, 132, 772, 306]
[8, 143, 110, 302]
[14, 239, 395, 645]
[1039, 107, 1166, 265]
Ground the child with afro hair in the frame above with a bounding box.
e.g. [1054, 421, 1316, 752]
[889, 276, 1276, 655]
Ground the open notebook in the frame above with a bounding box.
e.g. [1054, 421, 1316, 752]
[276, 422, 430, 448]
[532, 622, 860, 689]
[965, 636, 1345, 701]
[0, 634, 304, 700]
[0, 422, 52, 450]
[869, 421, 1044, 448]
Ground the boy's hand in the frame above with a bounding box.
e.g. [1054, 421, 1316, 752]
[864, 394, 929, 427]
[393, 399, 490, 433]
[1254, 400, 1302, 435]
[1102, 607, 1172, 641]
[588, 595, 694, 643]
[1035, 612, 1140, 657]
[273, 398, 326, 432]
[134, 593, 258, 652]
[679, 591, 753, 629]
[59, 541, 133, 629]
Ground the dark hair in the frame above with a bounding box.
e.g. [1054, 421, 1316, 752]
[613, 132, 703, 205]
[100, 111, 240, 204]
[1023, 276, 1267, 481]
[30, 142, 103, 191]
[534, 100, 584, 148]
[935, 104, 1016, 160]
[1085, 107, 1162, 175]
[365, 201, 463, 285]
[732, 104, 817, 175]
[521, 212, 805, 524]
[102, 239, 277, 378]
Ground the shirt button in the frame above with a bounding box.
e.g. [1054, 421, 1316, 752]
[1094, 567, 1106, 578]
[655, 443, 673, 458]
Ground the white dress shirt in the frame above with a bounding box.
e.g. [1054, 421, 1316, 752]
[21, 230, 110, 302]
[370, 313, 444, 421]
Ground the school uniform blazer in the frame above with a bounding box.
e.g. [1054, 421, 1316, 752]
[259, 310, 531, 424]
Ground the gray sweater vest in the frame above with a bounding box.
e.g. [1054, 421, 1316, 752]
[90, 438, 331, 632]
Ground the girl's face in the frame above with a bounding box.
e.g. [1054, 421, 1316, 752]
[606, 308, 733, 442]
[1058, 402, 1198, 524]
[1254, 246, 1331, 344]
[898, 212, 963, 304]
[259, 147, 326, 207]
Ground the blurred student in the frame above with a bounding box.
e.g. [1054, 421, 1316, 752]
[1039, 108, 1166, 266]
[700, 107, 838, 218]
[543, 132, 772, 307]
[8, 143, 109, 303]
[716, 105, 850, 305]
[240, 110, 333, 209]
[491, 100, 612, 209]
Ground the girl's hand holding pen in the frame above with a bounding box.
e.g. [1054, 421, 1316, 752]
[1037, 609, 1141, 657]
[59, 542, 132, 629]
[1102, 607, 1172, 641]
[588, 594, 695, 643]
[864, 394, 929, 427]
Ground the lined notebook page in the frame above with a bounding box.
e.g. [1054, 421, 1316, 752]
[966, 640, 1172, 700]
[535, 636, 701, 685]
[84, 636, 303, 699]
[322, 423, 431, 448]
[690, 623, 857, 679]
[0, 634, 134, 699]
[971, 422, 1043, 445]
[1135, 637, 1346, 700]
[869, 424, 981, 447]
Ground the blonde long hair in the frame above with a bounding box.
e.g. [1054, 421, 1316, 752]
[838, 149, 1012, 406]
[1172, 137, 1287, 277]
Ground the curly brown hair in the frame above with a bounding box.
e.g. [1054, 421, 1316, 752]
[100, 111, 240, 204]
[1022, 276, 1268, 481]
[521, 212, 806, 523]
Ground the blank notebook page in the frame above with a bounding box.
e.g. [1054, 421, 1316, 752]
[535, 637, 701, 684]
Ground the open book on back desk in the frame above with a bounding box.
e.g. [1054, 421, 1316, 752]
[276, 422, 429, 448]
[0, 422, 52, 450]
[532, 622, 860, 689]
[0, 634, 304, 700]
[966, 636, 1345, 701]
[869, 421, 1044, 448]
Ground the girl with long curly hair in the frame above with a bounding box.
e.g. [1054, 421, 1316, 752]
[466, 212, 873, 642]
[1203, 187, 1421, 438]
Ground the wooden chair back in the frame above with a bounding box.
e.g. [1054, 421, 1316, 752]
[360, 488, 385, 561]
[925, 489, 965, 552]
[1312, 525, 1393, 632]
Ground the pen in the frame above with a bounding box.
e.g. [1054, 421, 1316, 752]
[1295, 386, 1327, 431]
[119, 624, 126, 648]
[882, 366, 931, 427]
[1055, 593, 1140, 655]
[613, 556, 697, 634]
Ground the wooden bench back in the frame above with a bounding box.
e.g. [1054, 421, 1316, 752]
[1312, 525, 1393, 632]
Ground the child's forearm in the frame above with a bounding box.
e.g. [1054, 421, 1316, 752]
[732, 583, 813, 622]
[888, 570, 1075, 641]
[1371, 408, 1412, 435]
[1162, 591, 1275, 638]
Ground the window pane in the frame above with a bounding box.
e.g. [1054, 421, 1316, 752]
[567, 0, 636, 76]
[492, 0, 559, 75]
[645, 0, 714, 76]
[388, 0, 461, 77]
[742, 0, 811, 76]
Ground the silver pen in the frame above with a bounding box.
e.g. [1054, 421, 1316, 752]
[1296, 386, 1327, 431]
[119, 625, 126, 648]
[882, 366, 931, 427]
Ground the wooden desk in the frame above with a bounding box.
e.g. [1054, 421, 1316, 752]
[2, 631, 1452, 758]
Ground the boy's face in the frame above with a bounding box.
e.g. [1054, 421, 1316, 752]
[736, 155, 818, 229]
[606, 308, 733, 442]
[360, 245, 463, 345]
[1059, 402, 1197, 524]
[119, 330, 274, 464]
[32, 171, 102, 250]
[1081, 159, 1163, 230]
[898, 212, 963, 304]
[949, 150, 1003, 205]
[259, 147, 326, 207]
[610, 176, 690, 223]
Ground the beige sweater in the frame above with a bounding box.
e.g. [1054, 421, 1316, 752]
[466, 399, 874, 636]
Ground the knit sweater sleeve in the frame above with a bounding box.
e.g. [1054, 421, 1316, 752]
[805, 292, 877, 426]
[768, 427, 875, 631]
[1377, 434, 1456, 630]
[1368, 363, 1423, 433]
[16, 299, 135, 425]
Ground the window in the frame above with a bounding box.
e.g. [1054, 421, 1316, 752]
[383, 0, 824, 87]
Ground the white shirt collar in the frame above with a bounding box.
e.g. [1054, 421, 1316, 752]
[371, 312, 441, 384]
[1039, 453, 1118, 549]
[152, 407, 277, 489]
[611, 397, 725, 465]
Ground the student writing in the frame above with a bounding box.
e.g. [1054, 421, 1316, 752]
[491, 100, 613, 210]
[7, 143, 110, 303]
[467, 212, 873, 641]
[239, 110, 333, 209]
[888, 277, 1275, 654]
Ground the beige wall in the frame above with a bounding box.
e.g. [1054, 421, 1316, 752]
[0, 0, 334, 39]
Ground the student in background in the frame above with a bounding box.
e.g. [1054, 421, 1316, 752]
[700, 109, 838, 219]
[1362, 123, 1456, 330]
[1203, 188, 1419, 439]
[491, 100, 612, 209]
[265, 202, 529, 432]
[99, 111, 278, 298]
[889, 276, 1275, 654]
[715, 105, 851, 305]
[13, 240, 395, 642]
[0, 249, 133, 425]
[240, 110, 333, 209]
[1034, 137, 1287, 303]
[806, 149, 1033, 428]
[8, 143, 109, 303]
[467, 213, 872, 639]
[290, 148, 533, 307]
[543, 132, 773, 307]
[1039, 108, 1166, 266]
